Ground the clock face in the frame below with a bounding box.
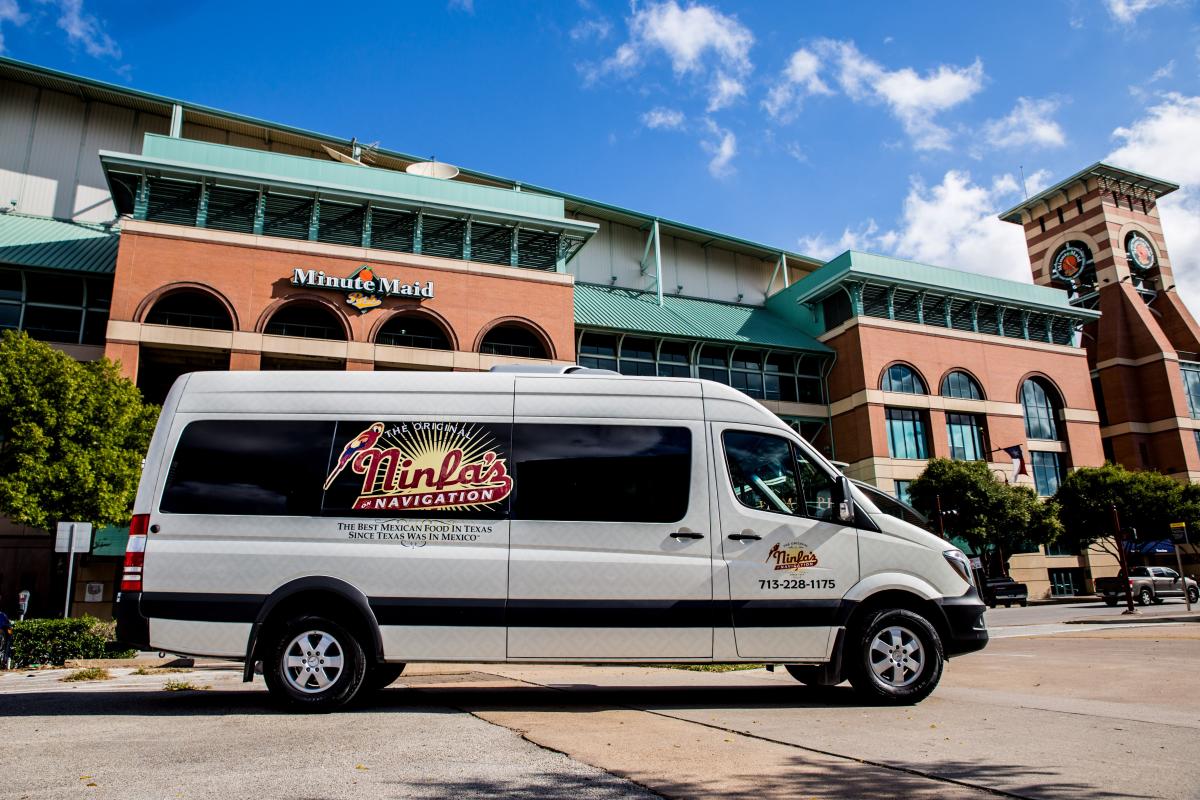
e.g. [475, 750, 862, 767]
[1053, 245, 1086, 282]
[1127, 234, 1156, 271]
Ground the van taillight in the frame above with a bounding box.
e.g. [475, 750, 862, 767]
[121, 514, 149, 592]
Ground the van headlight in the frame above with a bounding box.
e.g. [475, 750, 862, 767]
[943, 549, 975, 587]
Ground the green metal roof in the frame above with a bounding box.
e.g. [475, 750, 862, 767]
[101, 135, 596, 237]
[0, 213, 118, 274]
[574, 283, 830, 354]
[998, 161, 1179, 223]
[771, 250, 1099, 319]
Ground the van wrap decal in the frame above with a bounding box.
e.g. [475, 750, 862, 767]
[325, 421, 513, 515]
[139, 593, 851, 628]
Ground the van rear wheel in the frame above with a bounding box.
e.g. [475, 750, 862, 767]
[846, 609, 943, 705]
[263, 616, 366, 712]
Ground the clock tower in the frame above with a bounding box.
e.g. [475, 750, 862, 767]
[1001, 163, 1200, 480]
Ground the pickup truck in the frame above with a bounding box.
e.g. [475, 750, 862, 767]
[983, 577, 1028, 608]
[1096, 566, 1199, 606]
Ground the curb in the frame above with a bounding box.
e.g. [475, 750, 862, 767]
[64, 656, 195, 668]
[1064, 614, 1200, 625]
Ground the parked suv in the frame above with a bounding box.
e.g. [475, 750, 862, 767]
[1096, 566, 1199, 606]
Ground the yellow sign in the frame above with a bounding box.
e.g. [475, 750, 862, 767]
[1170, 522, 1187, 530]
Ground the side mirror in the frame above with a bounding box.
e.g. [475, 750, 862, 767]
[836, 476, 856, 525]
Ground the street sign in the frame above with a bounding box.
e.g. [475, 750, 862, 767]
[55, 522, 92, 553]
[1169, 521, 1188, 544]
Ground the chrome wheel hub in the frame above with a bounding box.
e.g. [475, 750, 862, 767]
[283, 630, 344, 694]
[868, 625, 925, 688]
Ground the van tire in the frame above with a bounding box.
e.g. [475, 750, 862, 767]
[368, 662, 406, 692]
[845, 609, 943, 705]
[263, 616, 367, 712]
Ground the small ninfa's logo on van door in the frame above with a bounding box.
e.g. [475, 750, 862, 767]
[766, 543, 819, 571]
[325, 421, 513, 512]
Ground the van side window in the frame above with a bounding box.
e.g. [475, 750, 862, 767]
[723, 430, 836, 520]
[160, 420, 336, 516]
[511, 424, 691, 522]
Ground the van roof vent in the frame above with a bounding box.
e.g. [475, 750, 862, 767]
[488, 365, 619, 376]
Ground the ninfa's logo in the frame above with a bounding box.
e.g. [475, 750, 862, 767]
[292, 265, 434, 314]
[324, 421, 513, 512]
[765, 542, 819, 571]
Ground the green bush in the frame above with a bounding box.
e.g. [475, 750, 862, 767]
[11, 616, 112, 668]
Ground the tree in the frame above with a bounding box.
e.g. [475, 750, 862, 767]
[1054, 463, 1200, 563]
[907, 458, 1063, 570]
[0, 331, 159, 529]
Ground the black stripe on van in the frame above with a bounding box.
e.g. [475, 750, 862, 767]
[138, 592, 847, 629]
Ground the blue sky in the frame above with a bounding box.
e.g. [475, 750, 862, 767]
[4, 0, 1200, 295]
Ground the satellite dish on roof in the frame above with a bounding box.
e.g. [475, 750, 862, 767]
[322, 138, 379, 167]
[406, 160, 460, 180]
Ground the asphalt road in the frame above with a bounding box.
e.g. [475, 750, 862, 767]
[1, 609, 1197, 800]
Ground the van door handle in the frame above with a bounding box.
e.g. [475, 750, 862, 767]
[669, 531, 705, 539]
[728, 532, 762, 541]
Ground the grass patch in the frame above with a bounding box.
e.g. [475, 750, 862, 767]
[60, 667, 111, 682]
[162, 679, 210, 691]
[655, 664, 765, 672]
[131, 666, 191, 676]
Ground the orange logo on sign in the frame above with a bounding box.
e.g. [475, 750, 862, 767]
[766, 542, 819, 571]
[325, 422, 513, 512]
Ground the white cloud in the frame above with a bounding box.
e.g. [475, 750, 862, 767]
[785, 141, 807, 163]
[1105, 0, 1172, 22]
[701, 119, 736, 178]
[0, 0, 29, 53]
[762, 47, 831, 121]
[815, 39, 984, 151]
[1108, 93, 1200, 304]
[597, 1, 753, 111]
[982, 97, 1067, 149]
[798, 170, 1036, 282]
[641, 106, 685, 130]
[55, 0, 119, 58]
[1149, 60, 1175, 83]
[570, 16, 611, 41]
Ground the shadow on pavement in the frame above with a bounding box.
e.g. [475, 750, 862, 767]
[399, 754, 1127, 800]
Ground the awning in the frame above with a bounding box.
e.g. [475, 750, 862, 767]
[574, 283, 830, 353]
[0, 213, 118, 274]
[1125, 539, 1175, 554]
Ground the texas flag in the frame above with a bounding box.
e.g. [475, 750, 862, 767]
[1002, 445, 1028, 482]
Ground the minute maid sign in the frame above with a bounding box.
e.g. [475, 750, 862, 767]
[291, 265, 434, 314]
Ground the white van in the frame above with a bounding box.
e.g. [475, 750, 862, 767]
[116, 368, 986, 710]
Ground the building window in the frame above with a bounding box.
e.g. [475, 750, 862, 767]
[1038, 216, 1045, 233]
[696, 344, 730, 384]
[1194, 430, 1200, 460]
[145, 289, 233, 330]
[940, 371, 984, 400]
[0, 267, 110, 346]
[886, 408, 930, 460]
[1031, 450, 1063, 496]
[881, 363, 926, 394]
[1045, 539, 1077, 557]
[265, 302, 346, 340]
[1057, 208, 1065, 225]
[578, 332, 618, 371]
[1181, 363, 1200, 418]
[1048, 567, 1084, 596]
[376, 314, 451, 350]
[657, 340, 692, 377]
[893, 479, 912, 505]
[480, 323, 548, 359]
[618, 337, 657, 376]
[1021, 378, 1061, 440]
[946, 413, 987, 461]
[730, 348, 765, 398]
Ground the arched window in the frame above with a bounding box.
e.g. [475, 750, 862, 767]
[480, 323, 548, 359]
[1021, 378, 1061, 440]
[881, 363, 926, 394]
[940, 371, 983, 400]
[145, 289, 233, 331]
[376, 313, 451, 350]
[264, 302, 346, 341]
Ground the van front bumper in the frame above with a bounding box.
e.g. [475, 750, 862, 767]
[114, 590, 151, 651]
[937, 588, 989, 657]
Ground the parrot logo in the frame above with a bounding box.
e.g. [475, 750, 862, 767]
[324, 422, 386, 489]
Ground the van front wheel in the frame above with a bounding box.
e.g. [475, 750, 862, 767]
[846, 609, 943, 705]
[263, 616, 367, 712]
